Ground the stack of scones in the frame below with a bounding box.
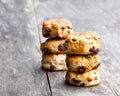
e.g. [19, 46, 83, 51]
[64, 32, 102, 86]
[41, 19, 74, 71]
[40, 18, 102, 87]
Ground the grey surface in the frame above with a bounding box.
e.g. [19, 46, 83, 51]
[48, 71, 114, 96]
[0, 0, 120, 96]
[0, 0, 50, 96]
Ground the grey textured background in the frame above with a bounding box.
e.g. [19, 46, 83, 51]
[0, 0, 120, 96]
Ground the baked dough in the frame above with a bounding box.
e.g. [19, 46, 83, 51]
[66, 68, 100, 86]
[42, 18, 74, 38]
[66, 54, 101, 73]
[41, 39, 67, 54]
[64, 31, 101, 55]
[42, 54, 67, 71]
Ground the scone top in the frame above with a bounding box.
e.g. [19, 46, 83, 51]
[42, 18, 74, 38]
[67, 31, 99, 42]
[64, 31, 102, 55]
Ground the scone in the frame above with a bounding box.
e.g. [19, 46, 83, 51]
[42, 18, 74, 38]
[64, 31, 102, 55]
[42, 54, 67, 71]
[66, 68, 100, 87]
[66, 54, 101, 73]
[41, 39, 66, 54]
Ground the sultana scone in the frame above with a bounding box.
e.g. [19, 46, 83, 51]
[66, 54, 101, 73]
[40, 39, 67, 54]
[42, 18, 74, 38]
[64, 31, 102, 55]
[66, 68, 100, 87]
[42, 54, 67, 71]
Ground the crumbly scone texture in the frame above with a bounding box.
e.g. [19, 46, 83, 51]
[66, 68, 100, 87]
[42, 18, 74, 38]
[41, 39, 67, 54]
[66, 54, 101, 73]
[42, 54, 67, 71]
[64, 31, 102, 55]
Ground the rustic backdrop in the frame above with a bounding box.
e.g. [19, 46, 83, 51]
[0, 0, 120, 96]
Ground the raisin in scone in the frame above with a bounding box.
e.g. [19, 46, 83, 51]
[64, 31, 101, 55]
[42, 18, 73, 38]
[66, 68, 100, 87]
[66, 54, 101, 73]
[42, 54, 67, 71]
[41, 39, 67, 54]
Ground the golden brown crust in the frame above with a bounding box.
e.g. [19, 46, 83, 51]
[66, 68, 101, 87]
[42, 54, 67, 71]
[64, 31, 102, 55]
[66, 54, 101, 73]
[42, 18, 74, 38]
[40, 39, 67, 54]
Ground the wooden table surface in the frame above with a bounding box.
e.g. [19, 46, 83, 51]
[0, 0, 120, 96]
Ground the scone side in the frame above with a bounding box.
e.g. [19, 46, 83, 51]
[66, 54, 101, 73]
[66, 68, 101, 87]
[42, 18, 74, 38]
[64, 31, 102, 55]
[42, 54, 67, 71]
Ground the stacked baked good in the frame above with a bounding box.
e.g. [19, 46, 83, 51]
[64, 32, 102, 86]
[40, 18, 74, 71]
